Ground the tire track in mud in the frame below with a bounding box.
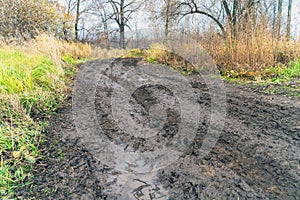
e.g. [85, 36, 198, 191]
[156, 74, 300, 199]
[221, 90, 299, 198]
[15, 58, 300, 200]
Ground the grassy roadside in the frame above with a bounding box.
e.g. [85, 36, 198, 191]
[222, 58, 300, 97]
[0, 35, 91, 198]
[124, 45, 300, 97]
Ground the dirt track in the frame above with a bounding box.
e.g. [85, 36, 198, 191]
[16, 58, 300, 199]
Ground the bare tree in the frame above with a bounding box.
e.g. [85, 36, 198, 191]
[108, 0, 141, 48]
[232, 0, 238, 38]
[75, 0, 81, 40]
[163, 0, 178, 36]
[164, 0, 171, 36]
[286, 0, 292, 38]
[61, 0, 91, 40]
[179, 0, 226, 36]
[58, 0, 77, 40]
[276, 0, 283, 39]
[272, 0, 277, 38]
[89, 0, 111, 46]
[146, 0, 178, 37]
[178, 0, 260, 38]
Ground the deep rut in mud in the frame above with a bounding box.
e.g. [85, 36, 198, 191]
[15, 58, 300, 199]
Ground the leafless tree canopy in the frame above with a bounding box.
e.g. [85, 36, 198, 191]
[0, 0, 296, 46]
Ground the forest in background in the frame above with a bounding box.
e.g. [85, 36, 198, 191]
[1, 0, 299, 77]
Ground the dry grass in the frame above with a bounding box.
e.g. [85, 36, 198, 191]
[126, 30, 300, 81]
[90, 47, 128, 60]
[121, 27, 300, 81]
[198, 26, 300, 79]
[143, 44, 196, 74]
[23, 34, 92, 66]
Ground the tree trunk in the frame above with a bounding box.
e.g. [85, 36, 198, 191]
[286, 0, 292, 39]
[272, 0, 277, 38]
[120, 0, 125, 49]
[232, 0, 238, 39]
[165, 0, 170, 37]
[75, 0, 81, 40]
[276, 0, 282, 39]
[120, 25, 125, 49]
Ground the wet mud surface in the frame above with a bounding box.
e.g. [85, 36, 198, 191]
[16, 58, 300, 199]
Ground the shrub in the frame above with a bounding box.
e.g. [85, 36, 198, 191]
[0, 0, 61, 40]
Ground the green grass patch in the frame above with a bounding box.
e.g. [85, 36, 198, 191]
[0, 96, 46, 197]
[62, 55, 88, 66]
[223, 58, 300, 82]
[264, 58, 300, 82]
[122, 49, 145, 58]
[0, 49, 63, 94]
[223, 58, 300, 97]
[0, 47, 85, 198]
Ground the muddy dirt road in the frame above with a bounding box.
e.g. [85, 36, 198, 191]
[16, 58, 300, 199]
